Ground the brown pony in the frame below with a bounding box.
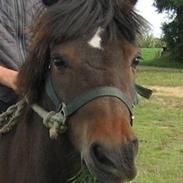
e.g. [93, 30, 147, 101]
[0, 0, 147, 182]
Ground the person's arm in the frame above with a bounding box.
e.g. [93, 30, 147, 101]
[0, 66, 18, 92]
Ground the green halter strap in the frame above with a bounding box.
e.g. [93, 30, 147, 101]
[46, 76, 135, 119]
[135, 84, 152, 99]
[46, 76, 152, 117]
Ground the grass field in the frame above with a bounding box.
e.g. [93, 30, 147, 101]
[136, 70, 183, 87]
[133, 68, 183, 183]
[140, 48, 183, 69]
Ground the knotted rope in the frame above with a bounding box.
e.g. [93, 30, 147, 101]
[0, 99, 67, 139]
[0, 98, 26, 135]
[31, 103, 67, 139]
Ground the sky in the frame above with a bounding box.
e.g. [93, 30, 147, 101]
[136, 0, 168, 38]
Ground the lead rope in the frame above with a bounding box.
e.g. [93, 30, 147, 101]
[0, 98, 67, 139]
[0, 98, 26, 135]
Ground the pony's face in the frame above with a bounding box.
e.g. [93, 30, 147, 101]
[18, 0, 146, 182]
[50, 35, 139, 183]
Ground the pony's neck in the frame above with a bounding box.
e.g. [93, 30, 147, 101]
[29, 93, 81, 182]
[7, 93, 80, 183]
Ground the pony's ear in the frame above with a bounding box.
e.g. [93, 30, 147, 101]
[42, 0, 59, 6]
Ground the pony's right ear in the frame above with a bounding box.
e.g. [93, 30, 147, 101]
[42, 0, 59, 6]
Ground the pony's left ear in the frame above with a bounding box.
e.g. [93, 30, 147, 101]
[42, 0, 59, 6]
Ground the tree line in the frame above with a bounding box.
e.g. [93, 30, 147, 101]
[153, 0, 183, 60]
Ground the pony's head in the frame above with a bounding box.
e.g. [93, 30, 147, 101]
[18, 0, 146, 182]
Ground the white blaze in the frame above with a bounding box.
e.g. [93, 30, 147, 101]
[88, 27, 103, 49]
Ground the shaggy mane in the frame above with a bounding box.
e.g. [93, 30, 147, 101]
[18, 0, 147, 102]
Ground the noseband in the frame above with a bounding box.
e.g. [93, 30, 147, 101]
[31, 76, 152, 139]
[47, 75, 137, 118]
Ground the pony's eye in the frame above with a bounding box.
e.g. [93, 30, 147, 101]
[132, 56, 142, 67]
[52, 57, 69, 69]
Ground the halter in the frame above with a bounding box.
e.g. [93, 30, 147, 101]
[46, 76, 136, 116]
[31, 75, 152, 139]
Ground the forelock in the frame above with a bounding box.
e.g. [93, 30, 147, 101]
[33, 0, 147, 44]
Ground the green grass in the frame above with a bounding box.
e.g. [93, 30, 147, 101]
[136, 70, 183, 87]
[141, 48, 162, 61]
[133, 68, 183, 183]
[140, 48, 183, 69]
[133, 96, 183, 183]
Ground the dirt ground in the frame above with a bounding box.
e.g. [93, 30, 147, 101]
[149, 86, 183, 97]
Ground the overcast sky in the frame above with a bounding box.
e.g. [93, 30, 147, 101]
[136, 0, 168, 38]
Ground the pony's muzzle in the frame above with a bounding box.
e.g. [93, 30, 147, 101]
[86, 139, 138, 182]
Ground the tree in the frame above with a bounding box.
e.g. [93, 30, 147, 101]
[154, 0, 183, 60]
[138, 33, 165, 48]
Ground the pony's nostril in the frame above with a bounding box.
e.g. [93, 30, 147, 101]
[91, 143, 115, 168]
[88, 142, 137, 182]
